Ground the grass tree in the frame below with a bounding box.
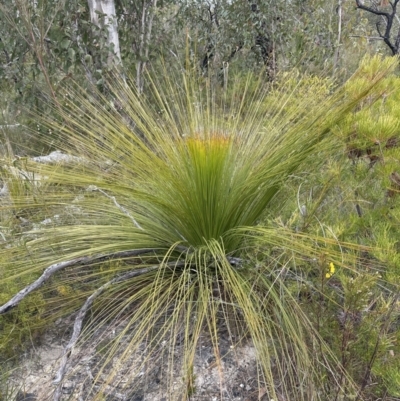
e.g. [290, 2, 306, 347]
[0, 56, 396, 400]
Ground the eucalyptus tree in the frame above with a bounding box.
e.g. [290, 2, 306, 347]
[0, 0, 375, 110]
[0, 0, 170, 97]
[0, 0, 384, 157]
[0, 0, 173, 155]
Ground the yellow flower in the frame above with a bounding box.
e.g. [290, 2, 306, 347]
[326, 262, 335, 279]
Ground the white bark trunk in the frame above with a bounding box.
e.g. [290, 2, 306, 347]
[136, 0, 157, 92]
[87, 0, 121, 65]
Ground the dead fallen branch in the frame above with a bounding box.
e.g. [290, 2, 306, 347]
[31, 150, 84, 164]
[87, 185, 143, 230]
[52, 260, 186, 400]
[52, 264, 165, 400]
[0, 249, 156, 314]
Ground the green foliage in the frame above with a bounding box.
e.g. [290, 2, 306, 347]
[267, 55, 400, 399]
[0, 0, 376, 142]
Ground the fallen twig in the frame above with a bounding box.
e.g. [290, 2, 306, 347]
[0, 249, 155, 314]
[87, 185, 143, 230]
[52, 260, 186, 400]
[52, 265, 158, 398]
[0, 124, 23, 129]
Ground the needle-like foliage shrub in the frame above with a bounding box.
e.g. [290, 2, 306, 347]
[0, 56, 397, 400]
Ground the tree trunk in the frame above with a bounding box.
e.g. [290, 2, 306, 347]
[136, 0, 157, 93]
[333, 0, 343, 72]
[87, 0, 121, 66]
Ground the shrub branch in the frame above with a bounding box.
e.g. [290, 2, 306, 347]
[355, 0, 400, 55]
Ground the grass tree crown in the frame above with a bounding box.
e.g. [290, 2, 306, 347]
[0, 55, 397, 400]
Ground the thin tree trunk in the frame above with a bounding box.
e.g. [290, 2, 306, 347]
[333, 0, 342, 72]
[143, 0, 157, 64]
[87, 0, 121, 66]
[136, 0, 157, 93]
[136, 0, 147, 91]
